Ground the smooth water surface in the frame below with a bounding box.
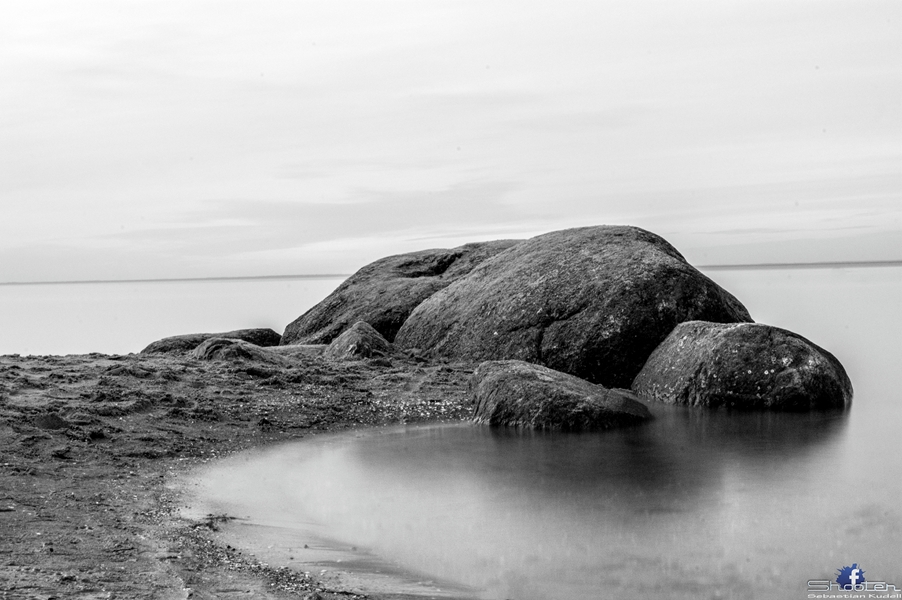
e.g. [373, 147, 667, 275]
[0, 276, 345, 355]
[190, 266, 901, 599]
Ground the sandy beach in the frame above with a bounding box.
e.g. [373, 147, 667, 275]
[0, 349, 473, 599]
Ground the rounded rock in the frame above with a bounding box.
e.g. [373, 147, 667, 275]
[396, 225, 751, 388]
[631, 321, 853, 411]
[141, 328, 282, 354]
[470, 360, 652, 431]
[323, 321, 391, 361]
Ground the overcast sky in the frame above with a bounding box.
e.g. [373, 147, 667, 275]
[2, 0, 899, 282]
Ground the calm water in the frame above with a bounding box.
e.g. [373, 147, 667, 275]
[0, 276, 346, 355]
[186, 266, 902, 600]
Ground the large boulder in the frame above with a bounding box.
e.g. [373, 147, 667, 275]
[470, 360, 651, 431]
[631, 321, 853, 411]
[323, 321, 391, 361]
[280, 240, 520, 345]
[395, 226, 752, 388]
[141, 328, 281, 354]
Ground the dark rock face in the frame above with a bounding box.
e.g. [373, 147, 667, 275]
[323, 321, 391, 361]
[470, 360, 651, 431]
[395, 226, 752, 388]
[33, 413, 70, 430]
[191, 338, 289, 365]
[631, 321, 853, 411]
[280, 240, 520, 345]
[141, 329, 282, 354]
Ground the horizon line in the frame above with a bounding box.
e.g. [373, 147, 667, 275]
[1, 259, 900, 286]
[697, 259, 902, 271]
[0, 273, 353, 287]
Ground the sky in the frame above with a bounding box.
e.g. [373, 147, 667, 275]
[1, 0, 900, 282]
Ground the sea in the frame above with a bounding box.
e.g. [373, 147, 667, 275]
[0, 275, 347, 356]
[4, 265, 901, 599]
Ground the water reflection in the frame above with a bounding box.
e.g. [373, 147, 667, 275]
[637, 403, 851, 468]
[191, 408, 855, 600]
[189, 267, 902, 600]
[348, 405, 850, 520]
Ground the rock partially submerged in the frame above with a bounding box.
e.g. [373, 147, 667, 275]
[280, 240, 520, 345]
[631, 321, 853, 411]
[470, 360, 651, 431]
[323, 321, 391, 361]
[396, 226, 752, 388]
[141, 328, 282, 354]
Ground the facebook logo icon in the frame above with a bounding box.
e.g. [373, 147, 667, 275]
[809, 563, 900, 594]
[836, 563, 867, 589]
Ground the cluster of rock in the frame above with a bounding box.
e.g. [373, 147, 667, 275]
[142, 225, 853, 431]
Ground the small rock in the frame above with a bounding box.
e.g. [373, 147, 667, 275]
[50, 445, 71, 459]
[323, 322, 391, 361]
[192, 338, 290, 365]
[141, 328, 282, 354]
[33, 414, 69, 430]
[87, 429, 106, 441]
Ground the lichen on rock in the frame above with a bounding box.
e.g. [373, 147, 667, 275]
[631, 321, 853, 411]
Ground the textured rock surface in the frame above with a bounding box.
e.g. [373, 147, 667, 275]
[280, 240, 520, 345]
[631, 321, 853, 410]
[396, 226, 752, 388]
[141, 328, 282, 354]
[470, 360, 651, 431]
[269, 344, 327, 358]
[192, 338, 290, 365]
[323, 321, 391, 361]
